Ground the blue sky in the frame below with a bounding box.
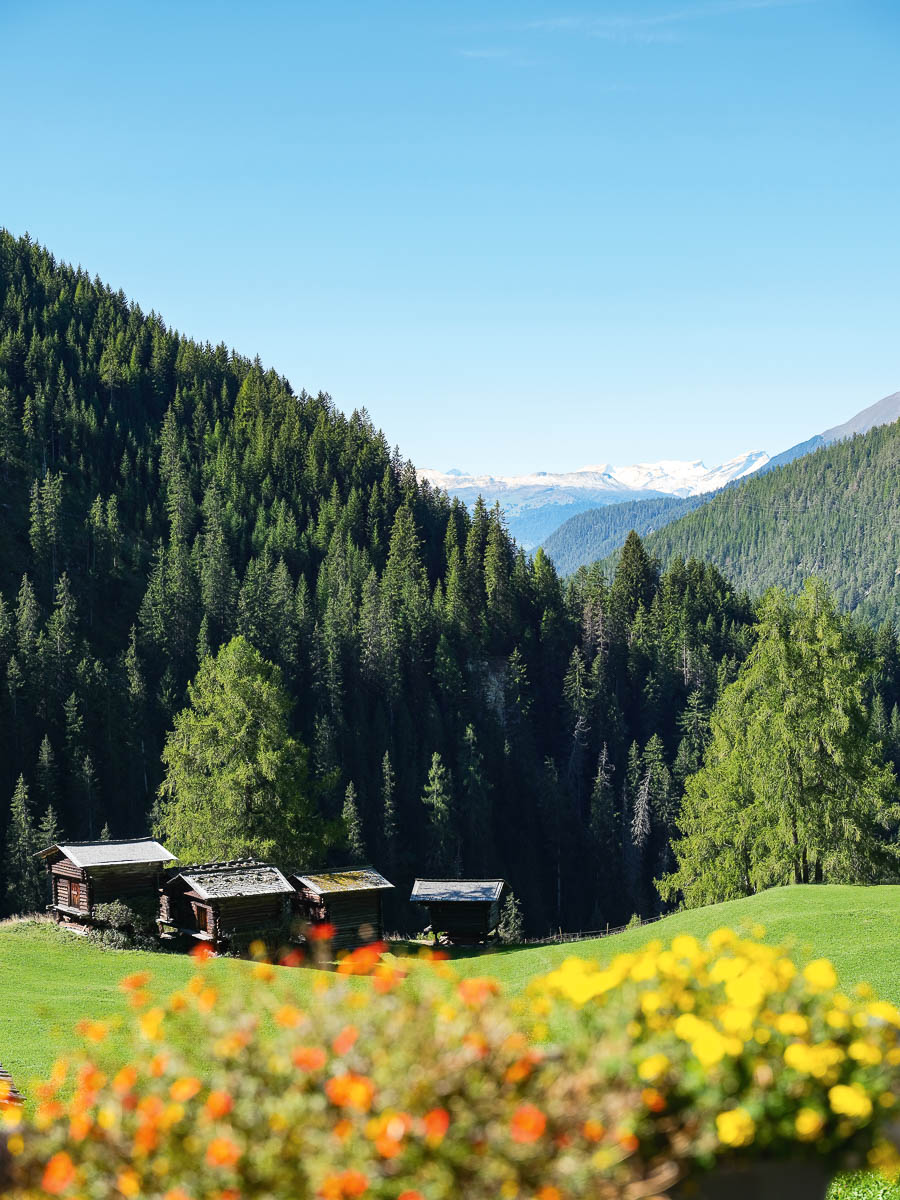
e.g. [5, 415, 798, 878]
[3, 0, 898, 473]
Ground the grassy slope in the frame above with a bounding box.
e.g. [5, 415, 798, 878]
[3, 886, 899, 1200]
[452, 885, 900, 1003]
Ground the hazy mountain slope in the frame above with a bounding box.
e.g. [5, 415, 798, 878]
[635, 420, 900, 625]
[541, 493, 708, 576]
[763, 391, 900, 474]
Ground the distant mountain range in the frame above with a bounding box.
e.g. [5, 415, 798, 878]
[539, 390, 900, 574]
[419, 451, 769, 548]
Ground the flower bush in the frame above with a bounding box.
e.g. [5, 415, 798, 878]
[533, 927, 900, 1180]
[1, 930, 899, 1199]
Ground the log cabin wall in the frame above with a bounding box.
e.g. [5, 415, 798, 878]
[426, 900, 493, 943]
[324, 892, 384, 950]
[215, 893, 289, 935]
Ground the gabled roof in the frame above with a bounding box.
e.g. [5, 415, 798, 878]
[168, 860, 294, 900]
[37, 838, 176, 868]
[292, 867, 394, 896]
[410, 878, 506, 904]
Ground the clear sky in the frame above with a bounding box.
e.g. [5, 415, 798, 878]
[3, 0, 898, 474]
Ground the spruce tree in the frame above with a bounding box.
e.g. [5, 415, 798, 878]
[422, 752, 454, 874]
[342, 781, 365, 864]
[3, 775, 44, 914]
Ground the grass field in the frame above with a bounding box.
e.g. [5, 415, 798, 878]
[3, 884, 900, 1199]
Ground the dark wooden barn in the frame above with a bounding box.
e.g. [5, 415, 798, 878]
[410, 878, 508, 945]
[37, 838, 176, 924]
[290, 867, 394, 951]
[158, 860, 294, 951]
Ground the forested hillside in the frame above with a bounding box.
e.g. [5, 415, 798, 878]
[541, 493, 708, 577]
[633, 421, 900, 626]
[1, 232, 898, 934]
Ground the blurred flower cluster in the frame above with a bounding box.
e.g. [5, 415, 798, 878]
[2, 929, 900, 1199]
[534, 926, 900, 1180]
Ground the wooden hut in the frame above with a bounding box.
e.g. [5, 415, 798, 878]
[290, 867, 394, 951]
[37, 838, 175, 924]
[410, 878, 507, 945]
[158, 860, 294, 951]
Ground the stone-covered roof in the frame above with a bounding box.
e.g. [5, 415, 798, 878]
[293, 867, 394, 896]
[410, 879, 506, 904]
[171, 861, 294, 901]
[37, 838, 175, 868]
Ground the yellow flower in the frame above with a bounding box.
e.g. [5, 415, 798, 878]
[829, 1084, 873, 1120]
[138, 1007, 165, 1041]
[795, 1108, 825, 1140]
[868, 1001, 900, 1028]
[826, 1009, 850, 1031]
[775, 1012, 809, 1037]
[716, 1107, 755, 1147]
[637, 1053, 670, 1082]
[804, 959, 838, 992]
[783, 1041, 845, 1079]
[848, 1040, 882, 1066]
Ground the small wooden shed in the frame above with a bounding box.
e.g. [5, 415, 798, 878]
[410, 878, 508, 945]
[158, 860, 294, 951]
[290, 867, 395, 951]
[37, 838, 176, 924]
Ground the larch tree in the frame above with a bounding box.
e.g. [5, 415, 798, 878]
[660, 579, 899, 909]
[155, 636, 323, 866]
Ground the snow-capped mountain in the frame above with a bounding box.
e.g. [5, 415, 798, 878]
[419, 451, 769, 548]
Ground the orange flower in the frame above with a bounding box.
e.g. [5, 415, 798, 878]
[191, 943, 214, 963]
[538, 1189, 562, 1200]
[170, 1077, 202, 1103]
[75, 1018, 108, 1043]
[308, 922, 337, 942]
[332, 1025, 359, 1055]
[164, 1190, 193, 1200]
[458, 976, 500, 1006]
[319, 1168, 369, 1198]
[326, 1072, 375, 1112]
[641, 1087, 666, 1113]
[505, 1056, 534, 1084]
[292, 1045, 327, 1071]
[117, 1168, 141, 1196]
[583, 1118, 605, 1142]
[337, 943, 387, 975]
[423, 1107, 450, 1143]
[196, 986, 218, 1012]
[253, 961, 275, 981]
[398, 1193, 425, 1200]
[120, 971, 152, 992]
[510, 1103, 547, 1144]
[42, 1151, 76, 1194]
[149, 1052, 170, 1077]
[617, 1130, 640, 1153]
[206, 1136, 242, 1168]
[280, 948, 306, 967]
[205, 1090, 234, 1119]
[275, 1004, 304, 1028]
[68, 1113, 92, 1142]
[333, 1118, 353, 1141]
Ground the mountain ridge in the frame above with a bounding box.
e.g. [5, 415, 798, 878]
[420, 450, 768, 548]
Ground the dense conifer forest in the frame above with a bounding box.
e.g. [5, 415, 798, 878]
[541, 493, 708, 577]
[1, 231, 899, 932]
